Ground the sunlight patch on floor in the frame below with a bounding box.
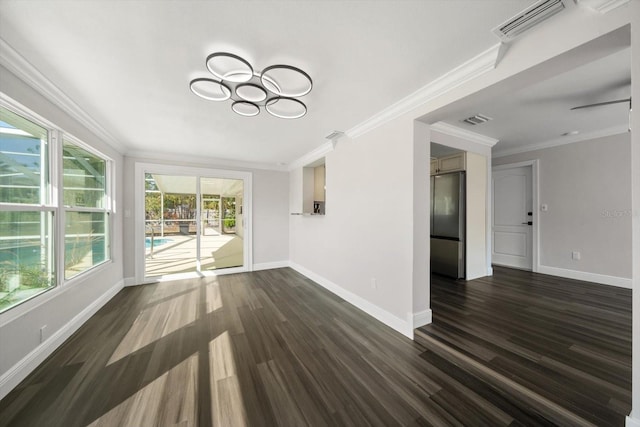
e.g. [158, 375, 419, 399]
[206, 278, 223, 313]
[88, 354, 198, 427]
[210, 331, 248, 426]
[107, 283, 198, 365]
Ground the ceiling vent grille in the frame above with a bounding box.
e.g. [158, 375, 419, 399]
[462, 114, 493, 126]
[325, 130, 344, 140]
[492, 0, 567, 42]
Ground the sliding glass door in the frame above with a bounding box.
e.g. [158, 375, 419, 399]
[199, 177, 243, 271]
[144, 173, 197, 277]
[137, 164, 251, 281]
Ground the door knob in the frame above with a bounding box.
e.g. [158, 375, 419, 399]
[521, 221, 533, 225]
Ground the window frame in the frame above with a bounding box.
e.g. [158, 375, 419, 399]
[0, 94, 114, 318]
[60, 134, 113, 281]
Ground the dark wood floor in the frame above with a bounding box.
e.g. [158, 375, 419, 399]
[0, 267, 631, 426]
[419, 266, 632, 427]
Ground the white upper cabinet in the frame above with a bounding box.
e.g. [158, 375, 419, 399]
[431, 152, 466, 175]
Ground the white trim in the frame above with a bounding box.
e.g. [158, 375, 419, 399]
[0, 279, 124, 400]
[138, 267, 247, 284]
[287, 141, 335, 171]
[0, 37, 125, 153]
[486, 156, 493, 276]
[126, 150, 288, 172]
[491, 160, 540, 273]
[0, 93, 58, 132]
[252, 261, 290, 271]
[579, 0, 630, 13]
[345, 44, 502, 140]
[492, 126, 629, 158]
[626, 416, 640, 427]
[289, 262, 414, 339]
[492, 160, 539, 171]
[430, 122, 499, 147]
[413, 309, 432, 328]
[537, 265, 632, 288]
[123, 277, 137, 287]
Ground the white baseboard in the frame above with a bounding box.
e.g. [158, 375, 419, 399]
[252, 261, 290, 271]
[413, 309, 432, 328]
[123, 276, 137, 287]
[289, 262, 414, 339]
[627, 415, 640, 427]
[537, 265, 632, 288]
[0, 279, 125, 400]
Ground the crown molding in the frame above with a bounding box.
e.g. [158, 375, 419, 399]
[125, 149, 288, 172]
[0, 37, 126, 153]
[578, 0, 630, 13]
[430, 121, 499, 147]
[345, 43, 502, 140]
[287, 141, 335, 171]
[492, 125, 629, 158]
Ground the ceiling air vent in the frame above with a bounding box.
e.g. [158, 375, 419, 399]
[492, 0, 567, 42]
[462, 114, 493, 126]
[325, 130, 344, 140]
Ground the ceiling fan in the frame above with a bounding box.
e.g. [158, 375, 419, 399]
[571, 97, 631, 110]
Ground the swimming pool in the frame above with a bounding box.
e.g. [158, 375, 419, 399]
[145, 237, 173, 249]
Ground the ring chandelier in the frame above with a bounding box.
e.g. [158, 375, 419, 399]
[189, 52, 312, 119]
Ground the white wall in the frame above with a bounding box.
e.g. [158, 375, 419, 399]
[289, 115, 417, 337]
[122, 156, 289, 280]
[466, 151, 488, 280]
[494, 133, 632, 284]
[412, 121, 430, 321]
[314, 165, 325, 202]
[302, 167, 315, 213]
[288, 4, 634, 339]
[252, 169, 289, 268]
[0, 65, 125, 397]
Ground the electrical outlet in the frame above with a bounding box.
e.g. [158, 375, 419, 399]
[371, 277, 377, 290]
[572, 251, 581, 260]
[40, 325, 47, 343]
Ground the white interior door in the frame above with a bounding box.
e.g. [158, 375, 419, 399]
[492, 166, 533, 270]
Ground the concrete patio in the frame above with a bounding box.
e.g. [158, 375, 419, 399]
[145, 232, 243, 277]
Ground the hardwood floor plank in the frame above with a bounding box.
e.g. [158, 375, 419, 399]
[0, 266, 630, 426]
[422, 266, 631, 427]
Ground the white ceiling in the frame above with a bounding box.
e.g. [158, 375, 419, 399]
[439, 46, 631, 156]
[0, 0, 537, 166]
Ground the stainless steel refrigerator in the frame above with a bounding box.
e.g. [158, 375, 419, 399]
[430, 171, 465, 279]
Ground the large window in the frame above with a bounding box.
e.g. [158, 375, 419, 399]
[0, 101, 112, 313]
[63, 140, 109, 279]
